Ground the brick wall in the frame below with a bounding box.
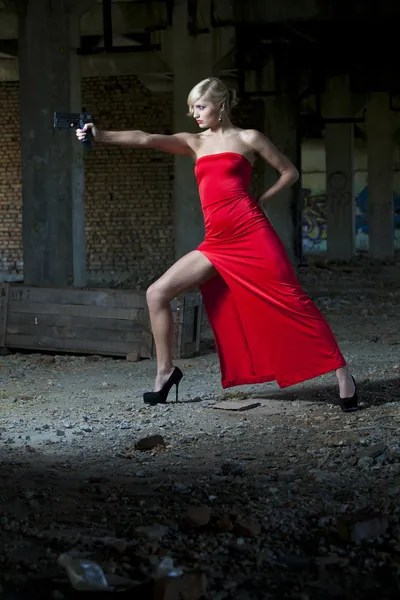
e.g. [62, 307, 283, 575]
[83, 76, 174, 285]
[0, 75, 175, 283]
[0, 76, 264, 285]
[0, 82, 22, 274]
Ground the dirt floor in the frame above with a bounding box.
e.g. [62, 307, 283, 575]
[0, 257, 400, 599]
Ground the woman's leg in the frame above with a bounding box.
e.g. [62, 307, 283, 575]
[336, 366, 355, 398]
[146, 250, 217, 391]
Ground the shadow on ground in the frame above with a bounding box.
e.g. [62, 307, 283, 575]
[249, 376, 400, 408]
[1, 415, 400, 600]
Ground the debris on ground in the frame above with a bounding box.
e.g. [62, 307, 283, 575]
[0, 260, 400, 598]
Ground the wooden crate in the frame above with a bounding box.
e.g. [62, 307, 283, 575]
[146, 292, 203, 359]
[172, 292, 203, 359]
[0, 284, 203, 360]
[2, 284, 152, 358]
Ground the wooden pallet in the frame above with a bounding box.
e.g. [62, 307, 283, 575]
[2, 284, 152, 358]
[171, 292, 203, 359]
[0, 284, 203, 360]
[128, 291, 203, 359]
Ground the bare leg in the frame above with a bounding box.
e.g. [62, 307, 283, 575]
[146, 250, 217, 392]
[336, 365, 356, 397]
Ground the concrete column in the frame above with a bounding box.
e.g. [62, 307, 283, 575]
[171, 0, 213, 259]
[366, 93, 394, 258]
[325, 124, 354, 259]
[18, 0, 86, 287]
[263, 96, 299, 263]
[323, 77, 355, 260]
[69, 21, 87, 288]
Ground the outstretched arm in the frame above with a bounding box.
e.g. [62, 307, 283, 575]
[76, 124, 195, 157]
[243, 129, 299, 203]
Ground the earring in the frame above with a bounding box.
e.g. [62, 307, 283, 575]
[218, 113, 223, 122]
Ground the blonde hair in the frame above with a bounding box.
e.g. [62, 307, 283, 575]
[187, 77, 238, 116]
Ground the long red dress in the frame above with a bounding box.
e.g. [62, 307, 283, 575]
[196, 152, 346, 389]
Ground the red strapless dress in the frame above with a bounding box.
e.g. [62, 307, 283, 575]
[196, 152, 346, 389]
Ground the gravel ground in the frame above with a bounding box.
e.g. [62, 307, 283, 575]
[0, 258, 400, 599]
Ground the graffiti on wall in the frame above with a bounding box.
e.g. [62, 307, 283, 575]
[302, 190, 327, 249]
[302, 187, 400, 252]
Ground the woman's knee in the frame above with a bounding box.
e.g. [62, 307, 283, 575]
[146, 282, 171, 310]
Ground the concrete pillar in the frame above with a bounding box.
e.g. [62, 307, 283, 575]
[69, 23, 87, 288]
[323, 77, 355, 260]
[18, 0, 86, 287]
[171, 0, 213, 259]
[366, 93, 394, 258]
[325, 124, 354, 259]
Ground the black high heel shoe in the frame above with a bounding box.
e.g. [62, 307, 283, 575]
[143, 367, 183, 406]
[338, 375, 359, 412]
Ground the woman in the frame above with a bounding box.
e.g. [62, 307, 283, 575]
[76, 77, 358, 412]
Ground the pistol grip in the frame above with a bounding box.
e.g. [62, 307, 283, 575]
[79, 119, 93, 150]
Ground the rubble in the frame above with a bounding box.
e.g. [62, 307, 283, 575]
[135, 435, 166, 451]
[185, 506, 211, 528]
[0, 260, 399, 598]
[212, 400, 261, 411]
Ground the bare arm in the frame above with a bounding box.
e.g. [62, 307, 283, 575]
[243, 129, 299, 203]
[76, 124, 195, 157]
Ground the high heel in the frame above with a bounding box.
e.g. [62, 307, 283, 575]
[338, 375, 359, 412]
[143, 367, 183, 406]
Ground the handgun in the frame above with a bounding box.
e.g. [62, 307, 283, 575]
[53, 111, 94, 149]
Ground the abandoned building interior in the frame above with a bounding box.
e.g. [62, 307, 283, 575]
[0, 0, 399, 289]
[0, 2, 400, 598]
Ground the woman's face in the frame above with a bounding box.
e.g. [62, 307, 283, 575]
[191, 95, 220, 129]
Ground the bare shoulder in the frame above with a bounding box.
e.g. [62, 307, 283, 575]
[239, 128, 298, 176]
[147, 131, 199, 157]
[172, 131, 197, 145]
[240, 129, 270, 150]
[174, 131, 197, 142]
[175, 131, 202, 151]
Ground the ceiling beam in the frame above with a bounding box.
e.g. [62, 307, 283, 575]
[0, 50, 172, 82]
